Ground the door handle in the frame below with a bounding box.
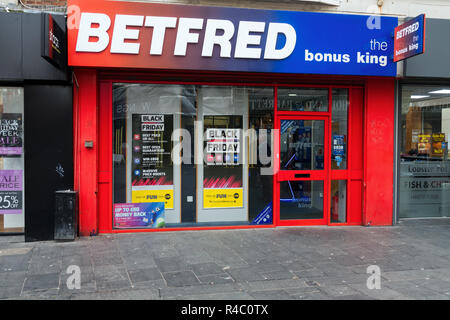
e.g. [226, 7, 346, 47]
[295, 173, 310, 178]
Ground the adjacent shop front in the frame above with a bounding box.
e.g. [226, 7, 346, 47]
[68, 0, 397, 235]
[398, 18, 450, 219]
[0, 11, 73, 241]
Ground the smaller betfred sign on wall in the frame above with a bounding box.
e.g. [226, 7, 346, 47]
[41, 13, 66, 69]
[393, 14, 426, 62]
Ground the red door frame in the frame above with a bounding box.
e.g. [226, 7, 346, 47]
[275, 115, 330, 226]
[93, 76, 366, 234]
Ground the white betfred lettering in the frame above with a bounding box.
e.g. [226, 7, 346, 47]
[75, 12, 111, 52]
[234, 21, 265, 59]
[264, 22, 296, 60]
[74, 12, 299, 61]
[201, 19, 235, 58]
[145, 16, 177, 55]
[174, 18, 204, 56]
[110, 14, 144, 54]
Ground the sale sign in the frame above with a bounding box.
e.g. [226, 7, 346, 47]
[0, 170, 23, 214]
[0, 113, 23, 156]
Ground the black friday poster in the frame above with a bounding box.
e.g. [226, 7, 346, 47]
[131, 114, 173, 186]
[0, 113, 23, 156]
[203, 115, 243, 188]
[131, 114, 174, 208]
[203, 115, 243, 208]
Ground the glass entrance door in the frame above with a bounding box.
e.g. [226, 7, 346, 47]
[277, 116, 329, 225]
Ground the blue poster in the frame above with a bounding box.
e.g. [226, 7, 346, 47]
[332, 135, 345, 156]
[252, 202, 273, 225]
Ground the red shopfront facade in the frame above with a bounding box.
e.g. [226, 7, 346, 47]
[68, 0, 397, 235]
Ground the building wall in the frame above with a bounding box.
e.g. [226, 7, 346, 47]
[10, 0, 450, 20]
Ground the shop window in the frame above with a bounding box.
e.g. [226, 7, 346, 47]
[0, 87, 24, 234]
[278, 88, 328, 112]
[399, 85, 450, 218]
[112, 84, 274, 229]
[331, 89, 348, 170]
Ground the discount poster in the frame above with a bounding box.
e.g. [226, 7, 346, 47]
[203, 115, 243, 209]
[0, 170, 23, 214]
[432, 133, 445, 156]
[113, 202, 165, 229]
[418, 134, 431, 155]
[131, 114, 174, 209]
[0, 113, 23, 156]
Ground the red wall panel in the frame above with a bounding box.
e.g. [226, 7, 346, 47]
[74, 69, 98, 236]
[363, 78, 395, 226]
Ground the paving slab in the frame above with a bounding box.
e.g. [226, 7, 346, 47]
[0, 218, 448, 300]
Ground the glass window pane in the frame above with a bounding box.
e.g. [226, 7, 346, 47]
[330, 180, 347, 223]
[280, 120, 324, 170]
[280, 180, 324, 220]
[278, 88, 328, 112]
[112, 84, 274, 229]
[331, 89, 348, 170]
[0, 87, 25, 234]
[399, 85, 450, 218]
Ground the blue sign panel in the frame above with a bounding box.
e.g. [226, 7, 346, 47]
[69, 0, 398, 76]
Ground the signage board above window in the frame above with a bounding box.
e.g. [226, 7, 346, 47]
[67, 0, 397, 76]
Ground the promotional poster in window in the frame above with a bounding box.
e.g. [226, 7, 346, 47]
[203, 115, 243, 208]
[131, 114, 174, 209]
[0, 113, 22, 156]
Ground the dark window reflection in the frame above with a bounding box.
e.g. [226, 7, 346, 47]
[280, 120, 324, 170]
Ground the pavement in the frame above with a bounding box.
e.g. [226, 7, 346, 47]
[0, 218, 449, 300]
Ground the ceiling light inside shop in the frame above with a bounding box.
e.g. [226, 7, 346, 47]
[288, 94, 297, 97]
[411, 95, 430, 99]
[429, 89, 450, 94]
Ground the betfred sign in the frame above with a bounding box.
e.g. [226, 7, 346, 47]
[76, 14, 296, 60]
[41, 13, 65, 69]
[393, 14, 426, 62]
[67, 0, 398, 76]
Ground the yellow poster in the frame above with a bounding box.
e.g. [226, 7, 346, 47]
[132, 189, 174, 209]
[432, 133, 445, 156]
[203, 188, 243, 209]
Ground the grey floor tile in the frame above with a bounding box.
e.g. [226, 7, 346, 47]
[23, 273, 60, 292]
[0, 254, 30, 272]
[128, 267, 162, 283]
[248, 289, 294, 300]
[0, 286, 22, 299]
[70, 288, 159, 300]
[179, 291, 254, 300]
[154, 256, 191, 273]
[96, 279, 132, 291]
[0, 271, 26, 288]
[226, 267, 266, 282]
[190, 262, 224, 276]
[160, 283, 242, 299]
[163, 270, 201, 287]
[318, 284, 361, 297]
[198, 273, 234, 285]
